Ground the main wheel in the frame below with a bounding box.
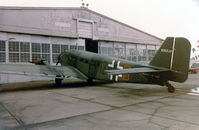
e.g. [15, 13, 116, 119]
[87, 78, 93, 83]
[55, 78, 62, 86]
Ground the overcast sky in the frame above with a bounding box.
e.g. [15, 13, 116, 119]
[0, 0, 199, 50]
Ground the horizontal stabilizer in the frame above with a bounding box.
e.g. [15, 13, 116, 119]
[105, 67, 169, 75]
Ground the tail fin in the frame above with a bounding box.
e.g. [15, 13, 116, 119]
[150, 37, 191, 82]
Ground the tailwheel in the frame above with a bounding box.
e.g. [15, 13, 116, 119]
[166, 82, 175, 93]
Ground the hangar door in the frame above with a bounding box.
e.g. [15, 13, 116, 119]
[86, 39, 98, 53]
[78, 21, 93, 38]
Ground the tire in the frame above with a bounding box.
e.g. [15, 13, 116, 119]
[168, 85, 175, 93]
[87, 78, 93, 83]
[55, 78, 62, 86]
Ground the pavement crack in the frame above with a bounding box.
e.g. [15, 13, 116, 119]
[47, 90, 117, 108]
[147, 103, 168, 129]
[0, 102, 25, 128]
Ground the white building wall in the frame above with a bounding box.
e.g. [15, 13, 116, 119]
[0, 32, 85, 83]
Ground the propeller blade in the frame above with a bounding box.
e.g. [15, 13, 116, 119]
[29, 58, 45, 65]
[56, 54, 61, 66]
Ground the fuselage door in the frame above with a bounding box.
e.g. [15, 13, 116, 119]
[88, 60, 98, 78]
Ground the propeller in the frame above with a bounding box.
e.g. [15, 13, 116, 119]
[56, 54, 61, 66]
[29, 58, 45, 65]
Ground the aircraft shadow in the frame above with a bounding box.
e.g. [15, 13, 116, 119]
[0, 80, 113, 92]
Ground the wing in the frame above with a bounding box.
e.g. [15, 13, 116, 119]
[0, 63, 88, 80]
[61, 66, 88, 80]
[105, 67, 169, 75]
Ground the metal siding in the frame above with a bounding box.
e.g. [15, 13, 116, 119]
[0, 7, 163, 44]
[78, 21, 92, 38]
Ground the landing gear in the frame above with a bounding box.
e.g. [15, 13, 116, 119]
[55, 78, 62, 86]
[55, 75, 63, 86]
[165, 82, 175, 93]
[87, 78, 93, 83]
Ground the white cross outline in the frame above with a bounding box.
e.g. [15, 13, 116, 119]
[115, 61, 123, 81]
[108, 60, 115, 68]
[108, 60, 123, 81]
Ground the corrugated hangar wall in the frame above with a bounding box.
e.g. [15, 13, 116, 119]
[0, 7, 163, 83]
[0, 7, 162, 43]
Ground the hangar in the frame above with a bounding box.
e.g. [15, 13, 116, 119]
[0, 6, 163, 64]
[0, 7, 163, 82]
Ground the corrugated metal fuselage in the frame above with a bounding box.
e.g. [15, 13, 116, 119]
[60, 50, 163, 85]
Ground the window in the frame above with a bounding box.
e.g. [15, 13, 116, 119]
[32, 43, 41, 60]
[126, 44, 136, 61]
[78, 46, 84, 50]
[156, 46, 160, 52]
[42, 43, 50, 62]
[52, 44, 60, 53]
[147, 45, 156, 61]
[52, 44, 69, 63]
[70, 45, 77, 50]
[8, 41, 30, 63]
[99, 42, 114, 56]
[52, 44, 60, 63]
[101, 47, 108, 55]
[20, 42, 30, 62]
[137, 44, 147, 62]
[9, 41, 19, 62]
[0, 40, 5, 62]
[114, 43, 125, 59]
[42, 44, 50, 53]
[61, 45, 68, 52]
[32, 43, 50, 63]
[69, 45, 84, 51]
[32, 43, 40, 53]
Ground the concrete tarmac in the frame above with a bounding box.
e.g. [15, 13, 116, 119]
[1, 73, 199, 130]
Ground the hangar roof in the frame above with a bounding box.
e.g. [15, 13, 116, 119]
[0, 6, 163, 44]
